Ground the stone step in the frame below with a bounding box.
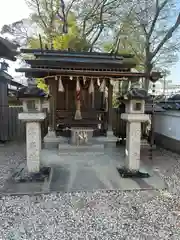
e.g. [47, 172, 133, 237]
[43, 136, 68, 149]
[92, 136, 117, 143]
[58, 143, 105, 154]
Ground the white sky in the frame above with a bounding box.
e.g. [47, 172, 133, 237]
[0, 0, 180, 84]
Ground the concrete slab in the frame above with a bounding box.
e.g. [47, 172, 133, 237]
[69, 168, 106, 191]
[50, 167, 70, 192]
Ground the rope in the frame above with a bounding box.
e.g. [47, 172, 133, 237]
[76, 90, 80, 101]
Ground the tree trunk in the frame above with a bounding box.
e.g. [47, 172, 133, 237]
[144, 63, 152, 91]
[144, 43, 152, 91]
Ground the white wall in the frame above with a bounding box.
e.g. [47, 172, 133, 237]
[154, 111, 180, 140]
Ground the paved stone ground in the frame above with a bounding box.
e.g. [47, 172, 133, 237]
[0, 142, 180, 239]
[2, 143, 165, 194]
[41, 144, 165, 192]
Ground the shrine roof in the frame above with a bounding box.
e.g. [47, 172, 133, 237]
[16, 67, 149, 79]
[16, 48, 141, 78]
[0, 37, 18, 61]
[20, 48, 134, 59]
[16, 49, 162, 82]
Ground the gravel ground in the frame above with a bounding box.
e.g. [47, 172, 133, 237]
[0, 143, 180, 239]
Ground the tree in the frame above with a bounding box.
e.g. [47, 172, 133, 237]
[0, 18, 36, 46]
[128, 0, 180, 89]
[25, 0, 68, 48]
[2, 0, 180, 93]
[104, 0, 180, 90]
[1, 0, 131, 51]
[53, 12, 91, 51]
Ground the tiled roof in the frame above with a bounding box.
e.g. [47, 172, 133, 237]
[0, 37, 18, 61]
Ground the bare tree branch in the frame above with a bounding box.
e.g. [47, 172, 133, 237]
[148, 0, 168, 39]
[66, 0, 77, 15]
[34, 0, 48, 29]
[89, 0, 107, 50]
[152, 13, 180, 59]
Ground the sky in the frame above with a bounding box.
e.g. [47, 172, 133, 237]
[0, 0, 180, 84]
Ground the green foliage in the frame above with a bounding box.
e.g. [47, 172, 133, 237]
[53, 13, 90, 51]
[103, 21, 145, 73]
[26, 10, 91, 91]
[36, 78, 49, 93]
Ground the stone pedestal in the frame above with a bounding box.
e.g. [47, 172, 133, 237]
[46, 127, 56, 138]
[121, 113, 149, 172]
[19, 112, 46, 172]
[70, 128, 93, 145]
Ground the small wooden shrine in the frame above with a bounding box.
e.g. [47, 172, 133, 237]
[16, 49, 159, 137]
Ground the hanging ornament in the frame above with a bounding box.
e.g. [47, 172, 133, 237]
[74, 78, 82, 120]
[58, 76, 64, 92]
[110, 78, 114, 86]
[88, 78, 94, 94]
[55, 76, 58, 81]
[83, 76, 86, 85]
[70, 76, 73, 80]
[99, 79, 106, 92]
[97, 78, 100, 86]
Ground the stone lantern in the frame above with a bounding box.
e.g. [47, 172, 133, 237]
[17, 86, 47, 173]
[120, 88, 149, 177]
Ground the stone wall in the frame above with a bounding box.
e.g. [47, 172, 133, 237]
[154, 110, 180, 153]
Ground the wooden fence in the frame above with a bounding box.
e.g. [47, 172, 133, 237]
[112, 108, 126, 138]
[112, 108, 148, 139]
[8, 106, 25, 141]
[0, 106, 49, 142]
[0, 107, 147, 142]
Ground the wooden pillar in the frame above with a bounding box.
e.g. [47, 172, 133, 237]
[66, 82, 69, 110]
[49, 80, 57, 133]
[108, 81, 113, 131]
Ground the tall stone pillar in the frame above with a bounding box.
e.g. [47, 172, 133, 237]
[122, 114, 148, 172]
[119, 89, 150, 177]
[17, 87, 47, 173]
[19, 112, 46, 172]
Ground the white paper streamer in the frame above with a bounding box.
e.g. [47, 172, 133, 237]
[83, 76, 86, 85]
[97, 78, 100, 86]
[88, 79, 94, 94]
[70, 76, 73, 80]
[55, 76, 58, 81]
[76, 78, 81, 92]
[99, 79, 106, 92]
[58, 76, 64, 92]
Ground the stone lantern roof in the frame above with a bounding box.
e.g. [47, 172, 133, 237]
[119, 88, 150, 101]
[17, 85, 49, 99]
